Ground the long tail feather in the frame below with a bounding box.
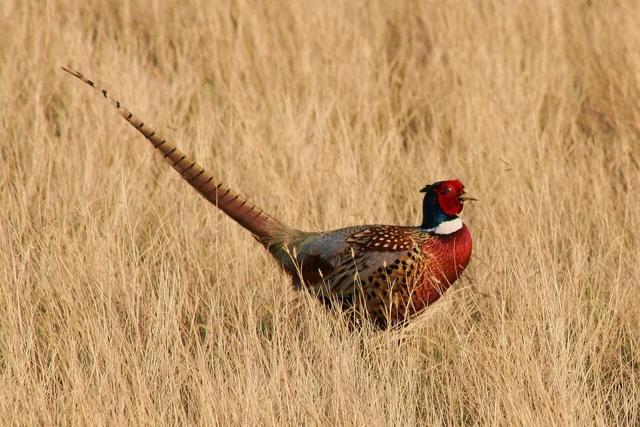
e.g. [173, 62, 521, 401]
[62, 66, 286, 242]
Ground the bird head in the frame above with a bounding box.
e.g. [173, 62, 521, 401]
[420, 179, 476, 215]
[420, 179, 476, 232]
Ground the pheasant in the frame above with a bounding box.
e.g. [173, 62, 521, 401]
[62, 66, 474, 328]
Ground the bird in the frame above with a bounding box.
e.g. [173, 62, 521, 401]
[62, 66, 474, 328]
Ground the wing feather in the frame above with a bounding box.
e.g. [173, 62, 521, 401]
[296, 225, 432, 324]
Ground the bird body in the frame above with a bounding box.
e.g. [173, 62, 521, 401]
[63, 67, 473, 328]
[273, 223, 472, 326]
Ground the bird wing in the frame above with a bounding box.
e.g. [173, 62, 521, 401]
[295, 226, 431, 322]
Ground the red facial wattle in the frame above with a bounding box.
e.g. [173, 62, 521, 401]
[435, 180, 464, 216]
[437, 193, 463, 216]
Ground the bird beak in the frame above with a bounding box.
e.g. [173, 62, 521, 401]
[458, 189, 478, 202]
[459, 195, 478, 202]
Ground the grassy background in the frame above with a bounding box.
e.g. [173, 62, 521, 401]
[1, 0, 639, 424]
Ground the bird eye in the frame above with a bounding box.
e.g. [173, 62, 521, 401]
[442, 187, 452, 194]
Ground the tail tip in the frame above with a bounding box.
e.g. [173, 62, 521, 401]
[61, 65, 77, 76]
[61, 65, 91, 85]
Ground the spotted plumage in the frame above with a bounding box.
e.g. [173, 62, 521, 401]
[63, 66, 474, 328]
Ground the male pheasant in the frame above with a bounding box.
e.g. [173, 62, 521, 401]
[62, 67, 474, 328]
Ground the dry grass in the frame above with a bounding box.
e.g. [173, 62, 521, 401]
[1, 0, 639, 424]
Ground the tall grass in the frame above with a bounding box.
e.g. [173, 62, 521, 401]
[1, 0, 639, 424]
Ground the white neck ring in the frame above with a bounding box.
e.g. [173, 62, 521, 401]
[427, 217, 463, 235]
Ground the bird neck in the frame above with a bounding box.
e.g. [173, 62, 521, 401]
[421, 197, 462, 235]
[425, 217, 463, 235]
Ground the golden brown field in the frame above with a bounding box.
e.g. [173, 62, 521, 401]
[1, 0, 639, 424]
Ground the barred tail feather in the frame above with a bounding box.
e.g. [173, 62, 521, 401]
[62, 66, 287, 242]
